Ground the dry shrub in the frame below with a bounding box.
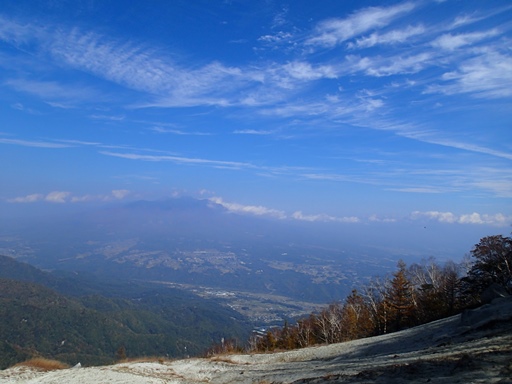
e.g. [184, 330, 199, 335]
[118, 356, 171, 364]
[15, 357, 70, 371]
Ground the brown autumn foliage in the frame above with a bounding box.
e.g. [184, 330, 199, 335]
[14, 358, 70, 371]
[203, 234, 509, 356]
[247, 237, 500, 354]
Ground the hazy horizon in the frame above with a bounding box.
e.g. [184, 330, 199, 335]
[1, 0, 511, 263]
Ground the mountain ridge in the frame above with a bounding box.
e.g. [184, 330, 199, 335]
[1, 197, 401, 304]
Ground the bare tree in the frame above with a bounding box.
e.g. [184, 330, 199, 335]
[362, 276, 389, 335]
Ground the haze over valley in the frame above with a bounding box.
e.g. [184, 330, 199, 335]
[0, 196, 508, 325]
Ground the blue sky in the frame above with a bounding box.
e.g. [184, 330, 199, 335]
[0, 0, 511, 232]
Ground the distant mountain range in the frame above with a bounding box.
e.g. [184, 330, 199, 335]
[0, 255, 251, 369]
[0, 197, 401, 303]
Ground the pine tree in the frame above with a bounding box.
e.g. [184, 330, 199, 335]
[386, 260, 416, 332]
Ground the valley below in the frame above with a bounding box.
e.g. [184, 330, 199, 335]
[153, 281, 322, 323]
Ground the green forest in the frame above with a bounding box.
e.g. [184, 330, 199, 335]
[0, 256, 250, 369]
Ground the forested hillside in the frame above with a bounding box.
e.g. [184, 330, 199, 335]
[0, 256, 251, 369]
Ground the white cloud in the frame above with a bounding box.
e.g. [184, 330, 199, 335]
[70, 190, 130, 202]
[411, 211, 457, 223]
[89, 114, 126, 121]
[369, 214, 397, 223]
[430, 29, 500, 51]
[0, 137, 71, 148]
[282, 61, 338, 81]
[426, 50, 512, 98]
[208, 197, 286, 219]
[411, 211, 512, 227]
[8, 191, 71, 204]
[51, 30, 246, 106]
[233, 129, 274, 135]
[349, 24, 425, 49]
[0, 15, 40, 46]
[271, 7, 289, 29]
[10, 102, 40, 115]
[388, 187, 445, 194]
[5, 78, 100, 106]
[9, 190, 131, 204]
[208, 197, 360, 223]
[306, 2, 416, 48]
[0, 17, 262, 108]
[450, 14, 480, 29]
[448, 6, 512, 30]
[100, 151, 253, 170]
[7, 193, 44, 203]
[111, 189, 130, 199]
[258, 31, 292, 44]
[471, 178, 512, 198]
[45, 191, 71, 203]
[150, 126, 211, 136]
[365, 52, 432, 77]
[292, 211, 360, 223]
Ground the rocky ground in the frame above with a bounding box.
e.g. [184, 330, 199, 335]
[2, 296, 512, 383]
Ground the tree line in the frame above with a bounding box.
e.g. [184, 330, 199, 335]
[207, 234, 511, 355]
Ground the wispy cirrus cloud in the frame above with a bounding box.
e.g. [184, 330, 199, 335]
[281, 61, 338, 81]
[448, 5, 512, 30]
[430, 29, 501, 51]
[0, 16, 262, 108]
[150, 126, 212, 136]
[0, 137, 71, 148]
[1, 5, 509, 114]
[388, 187, 448, 194]
[47, 31, 252, 107]
[301, 159, 511, 199]
[233, 129, 275, 135]
[305, 2, 417, 48]
[100, 150, 314, 178]
[5, 78, 101, 106]
[394, 128, 512, 161]
[258, 31, 293, 44]
[425, 50, 512, 98]
[364, 52, 433, 77]
[348, 24, 425, 49]
[100, 151, 254, 170]
[467, 167, 512, 198]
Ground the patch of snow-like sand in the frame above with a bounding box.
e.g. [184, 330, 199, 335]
[2, 297, 511, 383]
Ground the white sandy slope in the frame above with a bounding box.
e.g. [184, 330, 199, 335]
[2, 297, 512, 384]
